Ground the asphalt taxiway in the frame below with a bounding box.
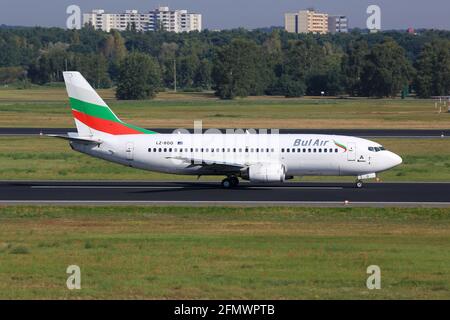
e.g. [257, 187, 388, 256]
[1, 181, 449, 207]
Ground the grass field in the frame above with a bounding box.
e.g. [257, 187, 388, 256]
[0, 136, 449, 182]
[0, 87, 449, 129]
[0, 206, 449, 299]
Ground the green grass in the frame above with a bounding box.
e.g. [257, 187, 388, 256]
[0, 87, 449, 129]
[0, 206, 449, 299]
[0, 136, 449, 182]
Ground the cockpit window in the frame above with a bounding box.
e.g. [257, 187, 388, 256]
[368, 146, 387, 152]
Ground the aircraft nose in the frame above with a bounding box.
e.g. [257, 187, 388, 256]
[388, 152, 403, 168]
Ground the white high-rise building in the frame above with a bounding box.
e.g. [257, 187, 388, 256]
[83, 7, 202, 33]
[328, 15, 349, 34]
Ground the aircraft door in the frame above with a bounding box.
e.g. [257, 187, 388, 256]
[347, 143, 356, 161]
[126, 142, 134, 160]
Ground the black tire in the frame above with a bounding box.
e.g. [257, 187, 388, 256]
[221, 178, 232, 189]
[356, 181, 364, 189]
[230, 176, 239, 187]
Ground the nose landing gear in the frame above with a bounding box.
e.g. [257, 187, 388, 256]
[221, 176, 239, 189]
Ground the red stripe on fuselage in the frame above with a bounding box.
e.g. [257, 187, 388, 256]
[72, 109, 141, 135]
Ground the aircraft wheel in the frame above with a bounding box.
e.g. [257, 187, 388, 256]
[356, 180, 364, 189]
[222, 178, 232, 189]
[230, 176, 239, 187]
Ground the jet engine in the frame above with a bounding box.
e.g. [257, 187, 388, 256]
[245, 163, 286, 183]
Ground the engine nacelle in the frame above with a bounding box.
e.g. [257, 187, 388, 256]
[246, 163, 286, 183]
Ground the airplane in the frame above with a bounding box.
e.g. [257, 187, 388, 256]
[50, 71, 402, 189]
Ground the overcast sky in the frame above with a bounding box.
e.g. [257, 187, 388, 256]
[1, 0, 449, 30]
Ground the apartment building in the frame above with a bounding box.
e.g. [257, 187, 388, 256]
[328, 15, 349, 34]
[83, 7, 202, 33]
[284, 10, 329, 34]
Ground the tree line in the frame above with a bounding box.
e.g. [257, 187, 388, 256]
[0, 26, 449, 99]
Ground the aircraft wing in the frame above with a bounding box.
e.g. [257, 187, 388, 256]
[166, 156, 246, 170]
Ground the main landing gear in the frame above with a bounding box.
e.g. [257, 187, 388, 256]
[355, 180, 364, 189]
[221, 176, 239, 189]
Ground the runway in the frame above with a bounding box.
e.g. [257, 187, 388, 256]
[1, 181, 449, 207]
[1, 128, 449, 138]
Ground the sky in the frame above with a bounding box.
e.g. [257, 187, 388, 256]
[0, 0, 449, 30]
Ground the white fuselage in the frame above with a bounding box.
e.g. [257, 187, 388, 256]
[70, 133, 403, 180]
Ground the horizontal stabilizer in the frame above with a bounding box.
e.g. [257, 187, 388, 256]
[47, 134, 102, 144]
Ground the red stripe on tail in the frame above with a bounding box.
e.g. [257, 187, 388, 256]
[72, 110, 142, 135]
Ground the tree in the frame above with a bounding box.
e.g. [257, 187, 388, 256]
[271, 39, 323, 97]
[0, 66, 26, 84]
[158, 42, 179, 89]
[342, 39, 369, 96]
[414, 40, 450, 98]
[194, 58, 212, 89]
[116, 52, 161, 100]
[360, 39, 413, 97]
[102, 30, 127, 82]
[74, 53, 111, 89]
[212, 39, 269, 99]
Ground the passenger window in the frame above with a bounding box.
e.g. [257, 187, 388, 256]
[335, 148, 338, 153]
[319, 149, 322, 153]
[163, 148, 167, 153]
[169, 148, 172, 153]
[148, 148, 152, 152]
[313, 149, 316, 153]
[271, 149, 275, 153]
[324, 149, 327, 153]
[266, 148, 270, 153]
[308, 148, 311, 153]
[233, 148, 236, 152]
[281, 149, 285, 153]
[153, 148, 157, 152]
[239, 148, 242, 152]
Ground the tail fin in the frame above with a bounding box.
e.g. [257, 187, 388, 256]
[63, 72, 156, 136]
